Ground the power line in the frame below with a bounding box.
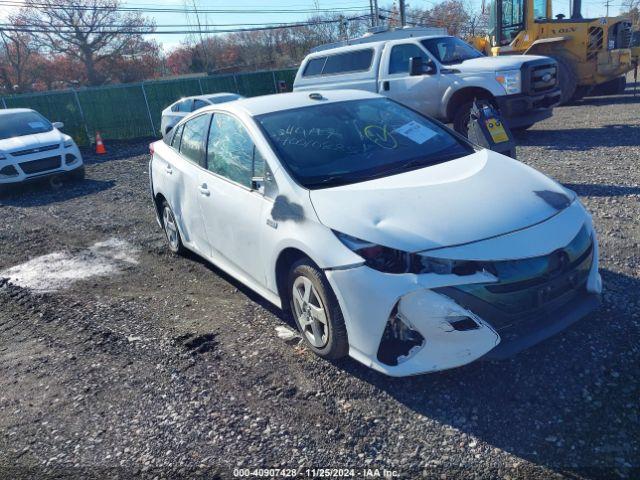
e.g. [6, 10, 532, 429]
[0, 14, 373, 35]
[0, 1, 371, 14]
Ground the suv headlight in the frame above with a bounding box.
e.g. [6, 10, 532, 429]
[63, 138, 74, 148]
[496, 69, 521, 95]
[334, 231, 487, 276]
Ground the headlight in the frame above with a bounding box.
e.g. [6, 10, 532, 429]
[334, 231, 486, 276]
[0, 151, 6, 160]
[63, 138, 74, 148]
[495, 69, 521, 95]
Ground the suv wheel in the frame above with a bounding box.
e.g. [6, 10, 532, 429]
[287, 259, 348, 360]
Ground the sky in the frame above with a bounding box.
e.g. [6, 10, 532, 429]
[0, 0, 627, 52]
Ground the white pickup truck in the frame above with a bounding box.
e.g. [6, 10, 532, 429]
[293, 28, 562, 133]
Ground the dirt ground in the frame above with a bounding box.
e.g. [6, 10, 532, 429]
[0, 79, 639, 479]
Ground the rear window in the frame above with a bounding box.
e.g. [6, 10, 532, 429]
[0, 111, 53, 140]
[302, 49, 373, 77]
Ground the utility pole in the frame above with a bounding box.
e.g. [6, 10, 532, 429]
[399, 0, 406, 27]
[605, 0, 611, 17]
[373, 0, 379, 26]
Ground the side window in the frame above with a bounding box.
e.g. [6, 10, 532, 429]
[206, 114, 257, 188]
[192, 99, 208, 111]
[173, 99, 192, 112]
[170, 123, 184, 149]
[323, 49, 373, 75]
[179, 114, 210, 166]
[303, 57, 326, 76]
[389, 44, 429, 74]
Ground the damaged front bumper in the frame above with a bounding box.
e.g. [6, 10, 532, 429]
[325, 202, 602, 377]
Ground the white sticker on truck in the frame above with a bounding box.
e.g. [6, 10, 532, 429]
[393, 121, 437, 144]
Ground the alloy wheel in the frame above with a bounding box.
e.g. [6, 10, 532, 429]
[162, 205, 179, 251]
[292, 276, 329, 348]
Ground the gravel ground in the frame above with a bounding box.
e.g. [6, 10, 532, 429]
[0, 78, 638, 480]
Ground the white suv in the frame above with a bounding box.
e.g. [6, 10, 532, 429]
[0, 108, 84, 188]
[149, 90, 601, 376]
[294, 28, 561, 133]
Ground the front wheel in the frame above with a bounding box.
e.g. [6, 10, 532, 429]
[288, 259, 348, 360]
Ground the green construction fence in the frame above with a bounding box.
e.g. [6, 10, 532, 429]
[0, 68, 297, 146]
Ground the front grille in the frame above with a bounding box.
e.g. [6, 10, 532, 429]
[10, 144, 59, 157]
[530, 64, 557, 94]
[436, 226, 594, 331]
[19, 156, 62, 174]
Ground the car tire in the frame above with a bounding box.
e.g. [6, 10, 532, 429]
[551, 55, 577, 105]
[287, 259, 348, 360]
[69, 166, 85, 182]
[160, 200, 184, 255]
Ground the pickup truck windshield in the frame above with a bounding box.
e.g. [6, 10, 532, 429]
[256, 98, 474, 189]
[0, 111, 53, 140]
[421, 37, 484, 65]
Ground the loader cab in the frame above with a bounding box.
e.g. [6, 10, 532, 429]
[488, 0, 586, 47]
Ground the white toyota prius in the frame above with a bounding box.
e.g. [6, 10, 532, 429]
[0, 108, 84, 187]
[149, 90, 601, 376]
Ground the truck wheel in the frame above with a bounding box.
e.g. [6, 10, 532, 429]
[593, 76, 627, 96]
[453, 100, 478, 136]
[551, 55, 577, 105]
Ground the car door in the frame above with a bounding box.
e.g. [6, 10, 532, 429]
[196, 112, 271, 284]
[378, 42, 442, 118]
[168, 113, 212, 255]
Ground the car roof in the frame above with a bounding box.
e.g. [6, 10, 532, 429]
[172, 92, 239, 104]
[0, 108, 36, 116]
[209, 89, 382, 117]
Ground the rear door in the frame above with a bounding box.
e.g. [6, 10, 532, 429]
[378, 42, 442, 117]
[196, 112, 271, 284]
[166, 113, 212, 255]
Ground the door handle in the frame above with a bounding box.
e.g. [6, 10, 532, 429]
[382, 81, 390, 91]
[164, 164, 173, 174]
[198, 184, 210, 196]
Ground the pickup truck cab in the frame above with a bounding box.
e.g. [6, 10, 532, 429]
[293, 27, 562, 133]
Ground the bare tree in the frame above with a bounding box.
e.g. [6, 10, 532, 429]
[0, 18, 38, 93]
[21, 0, 154, 85]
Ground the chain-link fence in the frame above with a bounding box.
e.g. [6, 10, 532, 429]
[0, 68, 297, 146]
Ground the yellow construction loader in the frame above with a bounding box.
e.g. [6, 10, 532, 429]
[471, 0, 639, 103]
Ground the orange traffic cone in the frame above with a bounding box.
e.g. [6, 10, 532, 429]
[95, 132, 106, 155]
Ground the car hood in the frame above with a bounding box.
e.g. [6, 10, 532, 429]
[309, 149, 574, 253]
[0, 129, 63, 154]
[452, 54, 549, 73]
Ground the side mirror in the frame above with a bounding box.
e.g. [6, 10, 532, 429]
[52, 121, 64, 129]
[409, 57, 435, 76]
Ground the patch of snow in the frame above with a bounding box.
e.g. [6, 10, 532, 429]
[0, 238, 138, 293]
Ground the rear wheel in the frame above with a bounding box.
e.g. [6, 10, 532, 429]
[288, 259, 348, 360]
[161, 200, 184, 254]
[551, 55, 577, 105]
[593, 76, 627, 96]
